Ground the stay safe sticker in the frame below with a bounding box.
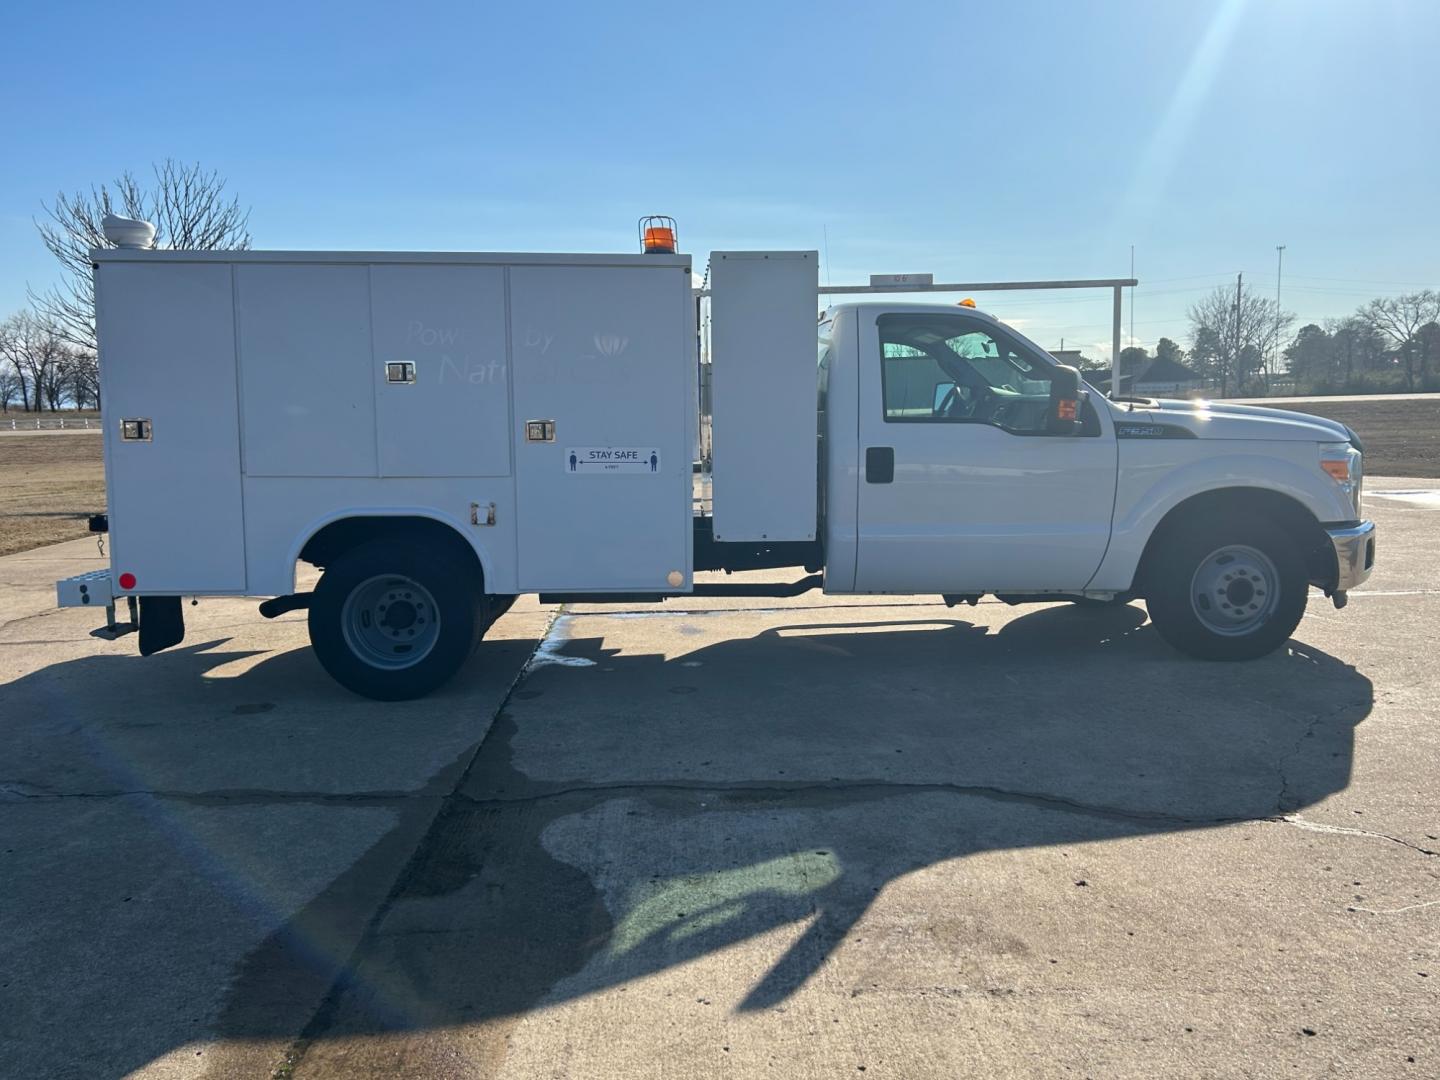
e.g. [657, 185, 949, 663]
[564, 447, 661, 474]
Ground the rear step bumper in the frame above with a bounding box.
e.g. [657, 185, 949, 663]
[55, 572, 185, 653]
[57, 569, 116, 609]
[56, 570, 134, 639]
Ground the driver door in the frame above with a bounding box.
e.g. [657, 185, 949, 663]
[854, 309, 1117, 593]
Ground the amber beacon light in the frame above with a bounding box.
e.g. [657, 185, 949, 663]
[639, 215, 678, 254]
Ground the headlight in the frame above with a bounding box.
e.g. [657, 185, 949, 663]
[1320, 442, 1363, 516]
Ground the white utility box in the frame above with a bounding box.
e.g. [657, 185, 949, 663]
[708, 251, 819, 542]
[92, 250, 696, 597]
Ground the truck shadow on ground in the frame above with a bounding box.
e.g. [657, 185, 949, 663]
[2, 603, 1374, 1077]
[234, 602, 1372, 1075]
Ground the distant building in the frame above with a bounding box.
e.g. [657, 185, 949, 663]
[1059, 351, 1203, 397]
[1132, 355, 1204, 396]
[1085, 355, 1204, 397]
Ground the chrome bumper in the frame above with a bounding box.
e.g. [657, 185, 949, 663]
[1327, 520, 1375, 592]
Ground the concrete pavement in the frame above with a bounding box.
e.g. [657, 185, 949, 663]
[1, 481, 1437, 1078]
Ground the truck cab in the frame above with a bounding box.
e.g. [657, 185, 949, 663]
[816, 301, 1373, 654]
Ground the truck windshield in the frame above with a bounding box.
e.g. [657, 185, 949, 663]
[944, 331, 1047, 394]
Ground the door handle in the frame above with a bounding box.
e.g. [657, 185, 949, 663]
[865, 446, 894, 484]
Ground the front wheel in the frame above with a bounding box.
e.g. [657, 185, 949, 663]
[1144, 517, 1308, 661]
[309, 538, 481, 700]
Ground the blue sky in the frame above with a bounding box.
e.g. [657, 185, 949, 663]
[2, 0, 1436, 361]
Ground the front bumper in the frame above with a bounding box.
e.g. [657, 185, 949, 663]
[1327, 520, 1376, 592]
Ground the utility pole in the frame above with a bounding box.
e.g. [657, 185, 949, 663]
[1230, 272, 1243, 398]
[1273, 245, 1286, 387]
[1111, 284, 1123, 396]
[1129, 245, 1135, 350]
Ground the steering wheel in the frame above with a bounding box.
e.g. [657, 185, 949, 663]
[939, 383, 994, 419]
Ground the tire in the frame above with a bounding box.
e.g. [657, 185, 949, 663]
[308, 538, 482, 700]
[1144, 515, 1307, 661]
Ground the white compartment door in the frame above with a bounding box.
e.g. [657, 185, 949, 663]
[371, 265, 511, 477]
[509, 264, 692, 592]
[709, 250, 818, 541]
[98, 262, 246, 592]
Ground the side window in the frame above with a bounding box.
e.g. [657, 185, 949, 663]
[879, 313, 1058, 435]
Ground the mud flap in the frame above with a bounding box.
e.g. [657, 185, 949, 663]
[138, 596, 186, 656]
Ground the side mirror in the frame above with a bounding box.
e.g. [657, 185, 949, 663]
[1046, 365, 1087, 435]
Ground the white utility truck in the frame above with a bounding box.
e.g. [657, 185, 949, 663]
[58, 221, 1375, 699]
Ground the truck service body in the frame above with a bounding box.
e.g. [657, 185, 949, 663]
[58, 236, 1376, 699]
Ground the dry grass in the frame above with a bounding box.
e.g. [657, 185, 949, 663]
[1265, 397, 1440, 478]
[0, 434, 106, 557]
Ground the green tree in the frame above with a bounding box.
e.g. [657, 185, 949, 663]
[1417, 322, 1440, 388]
[1154, 337, 1186, 368]
[1284, 324, 1335, 386]
[1187, 326, 1225, 386]
[1326, 317, 1387, 385]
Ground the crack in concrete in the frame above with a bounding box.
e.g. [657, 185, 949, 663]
[16, 775, 1427, 859]
[1277, 814, 1438, 857]
[271, 603, 570, 1080]
[456, 777, 1438, 860]
[1346, 898, 1440, 915]
[0, 608, 71, 632]
[0, 782, 437, 807]
[1275, 697, 1367, 813]
[461, 777, 1215, 826]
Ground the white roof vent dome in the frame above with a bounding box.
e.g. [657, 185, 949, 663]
[102, 214, 156, 250]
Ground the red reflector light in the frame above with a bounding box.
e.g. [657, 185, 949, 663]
[118, 572, 136, 590]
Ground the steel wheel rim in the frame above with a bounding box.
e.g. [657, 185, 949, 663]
[1189, 544, 1280, 637]
[341, 575, 441, 670]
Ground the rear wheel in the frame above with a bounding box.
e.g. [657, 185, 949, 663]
[309, 538, 481, 700]
[1145, 517, 1307, 660]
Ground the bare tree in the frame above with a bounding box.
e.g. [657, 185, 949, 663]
[40, 341, 81, 411]
[31, 160, 251, 354]
[0, 311, 72, 412]
[1187, 282, 1294, 396]
[0, 313, 35, 411]
[66, 350, 101, 409]
[1360, 290, 1440, 391]
[0, 350, 20, 413]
